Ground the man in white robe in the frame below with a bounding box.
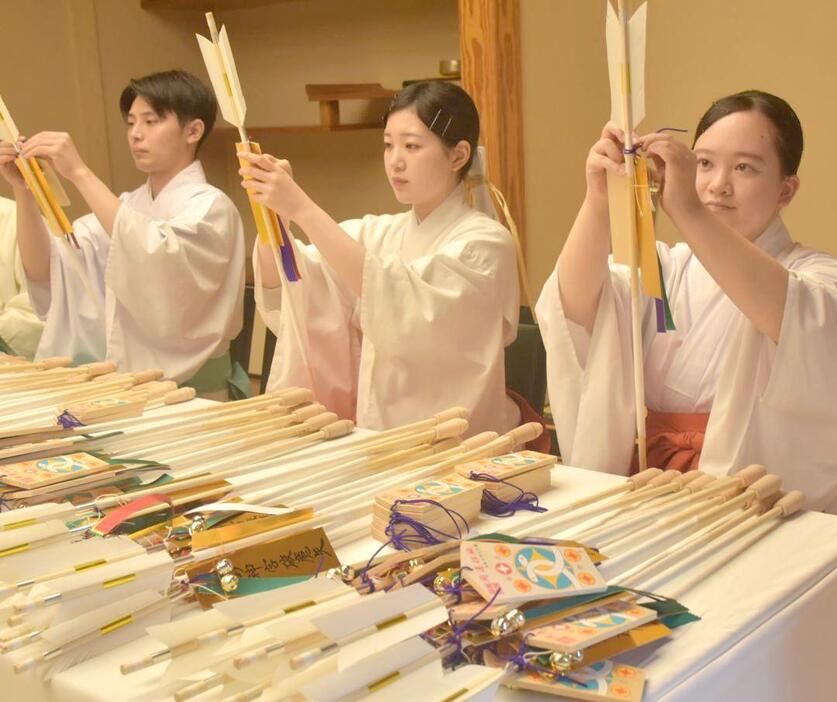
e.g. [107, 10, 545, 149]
[0, 196, 42, 358]
[0, 71, 246, 397]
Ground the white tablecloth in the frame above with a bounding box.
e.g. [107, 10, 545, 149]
[4, 445, 835, 701]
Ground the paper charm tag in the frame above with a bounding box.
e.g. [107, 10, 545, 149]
[527, 600, 657, 652]
[0, 452, 110, 489]
[509, 659, 645, 701]
[455, 451, 557, 480]
[186, 527, 339, 607]
[461, 541, 607, 605]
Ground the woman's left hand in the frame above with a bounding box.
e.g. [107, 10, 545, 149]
[238, 151, 311, 222]
[638, 132, 703, 223]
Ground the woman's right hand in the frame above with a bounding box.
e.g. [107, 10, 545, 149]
[585, 122, 629, 202]
[0, 139, 27, 191]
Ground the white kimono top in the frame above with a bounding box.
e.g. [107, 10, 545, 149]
[536, 217, 837, 512]
[0, 197, 43, 358]
[27, 161, 245, 383]
[255, 185, 521, 435]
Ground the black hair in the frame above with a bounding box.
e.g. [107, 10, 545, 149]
[384, 81, 480, 179]
[694, 90, 803, 176]
[119, 70, 217, 152]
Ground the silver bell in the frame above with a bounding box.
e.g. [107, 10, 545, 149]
[189, 514, 207, 534]
[489, 608, 525, 637]
[214, 558, 235, 577]
[325, 565, 355, 583]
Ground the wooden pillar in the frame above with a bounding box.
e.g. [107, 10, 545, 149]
[458, 0, 526, 255]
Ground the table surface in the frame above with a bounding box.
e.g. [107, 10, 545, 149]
[2, 410, 834, 702]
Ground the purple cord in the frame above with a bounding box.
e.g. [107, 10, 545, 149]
[494, 635, 565, 679]
[57, 410, 85, 429]
[446, 588, 500, 661]
[435, 566, 472, 604]
[385, 498, 469, 551]
[469, 472, 547, 518]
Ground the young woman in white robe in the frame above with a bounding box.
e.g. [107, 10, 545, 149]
[537, 90, 837, 512]
[0, 70, 247, 398]
[239, 81, 521, 435]
[0, 196, 43, 358]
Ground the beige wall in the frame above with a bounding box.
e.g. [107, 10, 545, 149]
[3, 0, 835, 299]
[521, 0, 837, 294]
[0, 0, 460, 244]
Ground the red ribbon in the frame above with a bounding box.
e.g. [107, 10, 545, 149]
[92, 493, 173, 536]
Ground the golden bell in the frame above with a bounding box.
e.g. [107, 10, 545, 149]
[432, 573, 451, 594]
[549, 649, 584, 673]
[219, 573, 240, 593]
[432, 568, 462, 594]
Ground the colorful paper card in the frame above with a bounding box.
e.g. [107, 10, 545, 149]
[376, 474, 483, 512]
[455, 451, 557, 480]
[528, 600, 657, 653]
[186, 526, 339, 607]
[0, 452, 110, 489]
[510, 660, 645, 701]
[581, 620, 672, 668]
[461, 541, 607, 605]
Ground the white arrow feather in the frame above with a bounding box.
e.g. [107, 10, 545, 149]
[606, 1, 647, 128]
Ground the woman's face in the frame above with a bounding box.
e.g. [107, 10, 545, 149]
[383, 107, 467, 216]
[693, 109, 799, 241]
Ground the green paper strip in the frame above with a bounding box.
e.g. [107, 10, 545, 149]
[198, 575, 312, 599]
[657, 254, 676, 331]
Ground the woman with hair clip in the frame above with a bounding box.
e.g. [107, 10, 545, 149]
[239, 81, 522, 435]
[537, 90, 837, 511]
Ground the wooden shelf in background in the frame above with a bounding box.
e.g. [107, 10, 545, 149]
[305, 83, 396, 129]
[141, 0, 297, 10]
[305, 84, 397, 102]
[215, 122, 383, 137]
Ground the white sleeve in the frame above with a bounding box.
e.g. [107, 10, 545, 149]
[701, 253, 837, 511]
[255, 221, 361, 420]
[537, 263, 639, 474]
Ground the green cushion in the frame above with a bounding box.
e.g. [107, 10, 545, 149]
[504, 307, 547, 415]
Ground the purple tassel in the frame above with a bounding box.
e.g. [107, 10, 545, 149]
[57, 410, 85, 429]
[655, 297, 666, 333]
[446, 588, 500, 663]
[469, 472, 547, 518]
[279, 240, 300, 282]
[277, 219, 300, 282]
[385, 498, 469, 551]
